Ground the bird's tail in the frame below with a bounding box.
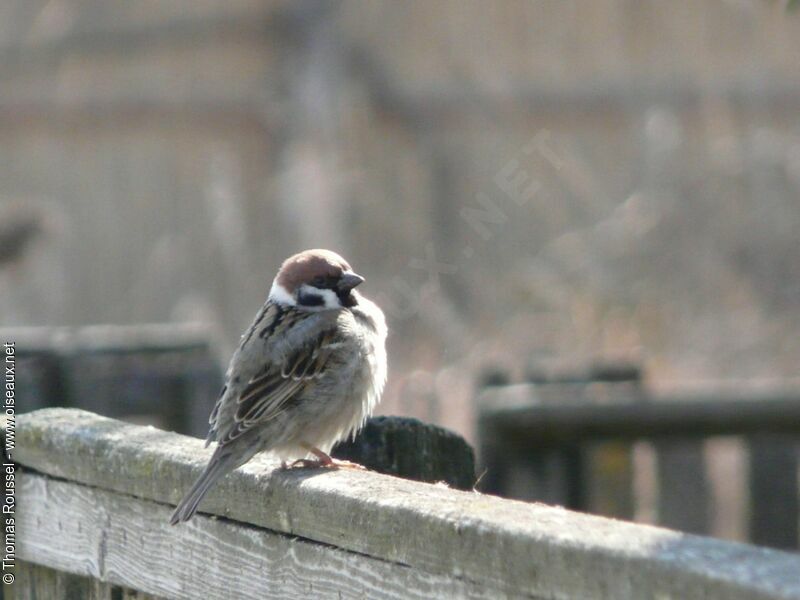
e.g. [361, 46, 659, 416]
[169, 448, 237, 525]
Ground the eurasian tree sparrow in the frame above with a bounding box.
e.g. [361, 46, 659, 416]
[170, 249, 387, 524]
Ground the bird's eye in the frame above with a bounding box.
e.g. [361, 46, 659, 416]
[312, 276, 326, 287]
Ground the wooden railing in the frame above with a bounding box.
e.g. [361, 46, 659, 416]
[478, 379, 800, 549]
[4, 324, 223, 438]
[12, 408, 800, 599]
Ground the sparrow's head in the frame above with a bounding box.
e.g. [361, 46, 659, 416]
[269, 249, 365, 310]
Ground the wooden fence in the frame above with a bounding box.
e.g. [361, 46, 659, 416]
[11, 408, 800, 599]
[4, 324, 223, 437]
[478, 379, 800, 549]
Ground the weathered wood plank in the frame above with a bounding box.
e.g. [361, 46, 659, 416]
[13, 409, 800, 600]
[19, 472, 492, 600]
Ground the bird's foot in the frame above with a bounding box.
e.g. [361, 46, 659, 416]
[327, 458, 367, 470]
[287, 446, 367, 470]
[288, 458, 326, 469]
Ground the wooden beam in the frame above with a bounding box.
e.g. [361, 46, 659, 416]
[0, 324, 217, 355]
[13, 408, 800, 599]
[479, 384, 800, 444]
[19, 472, 489, 599]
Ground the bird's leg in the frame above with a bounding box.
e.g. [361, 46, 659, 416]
[309, 446, 367, 470]
[288, 452, 328, 469]
[288, 444, 366, 470]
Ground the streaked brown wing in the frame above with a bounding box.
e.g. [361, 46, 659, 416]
[220, 328, 338, 444]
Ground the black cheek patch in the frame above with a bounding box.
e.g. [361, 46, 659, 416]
[338, 289, 358, 308]
[298, 290, 325, 307]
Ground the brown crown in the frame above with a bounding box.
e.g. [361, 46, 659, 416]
[276, 249, 352, 292]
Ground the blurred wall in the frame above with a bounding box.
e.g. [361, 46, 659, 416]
[1, 1, 800, 437]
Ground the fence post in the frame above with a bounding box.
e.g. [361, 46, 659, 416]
[333, 416, 475, 490]
[748, 433, 799, 549]
[654, 439, 710, 535]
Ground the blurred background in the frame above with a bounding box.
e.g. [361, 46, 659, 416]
[2, 0, 800, 550]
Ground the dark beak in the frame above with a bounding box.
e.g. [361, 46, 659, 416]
[338, 271, 365, 292]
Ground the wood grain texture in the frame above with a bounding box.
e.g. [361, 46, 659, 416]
[14, 409, 800, 600]
[19, 473, 494, 600]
